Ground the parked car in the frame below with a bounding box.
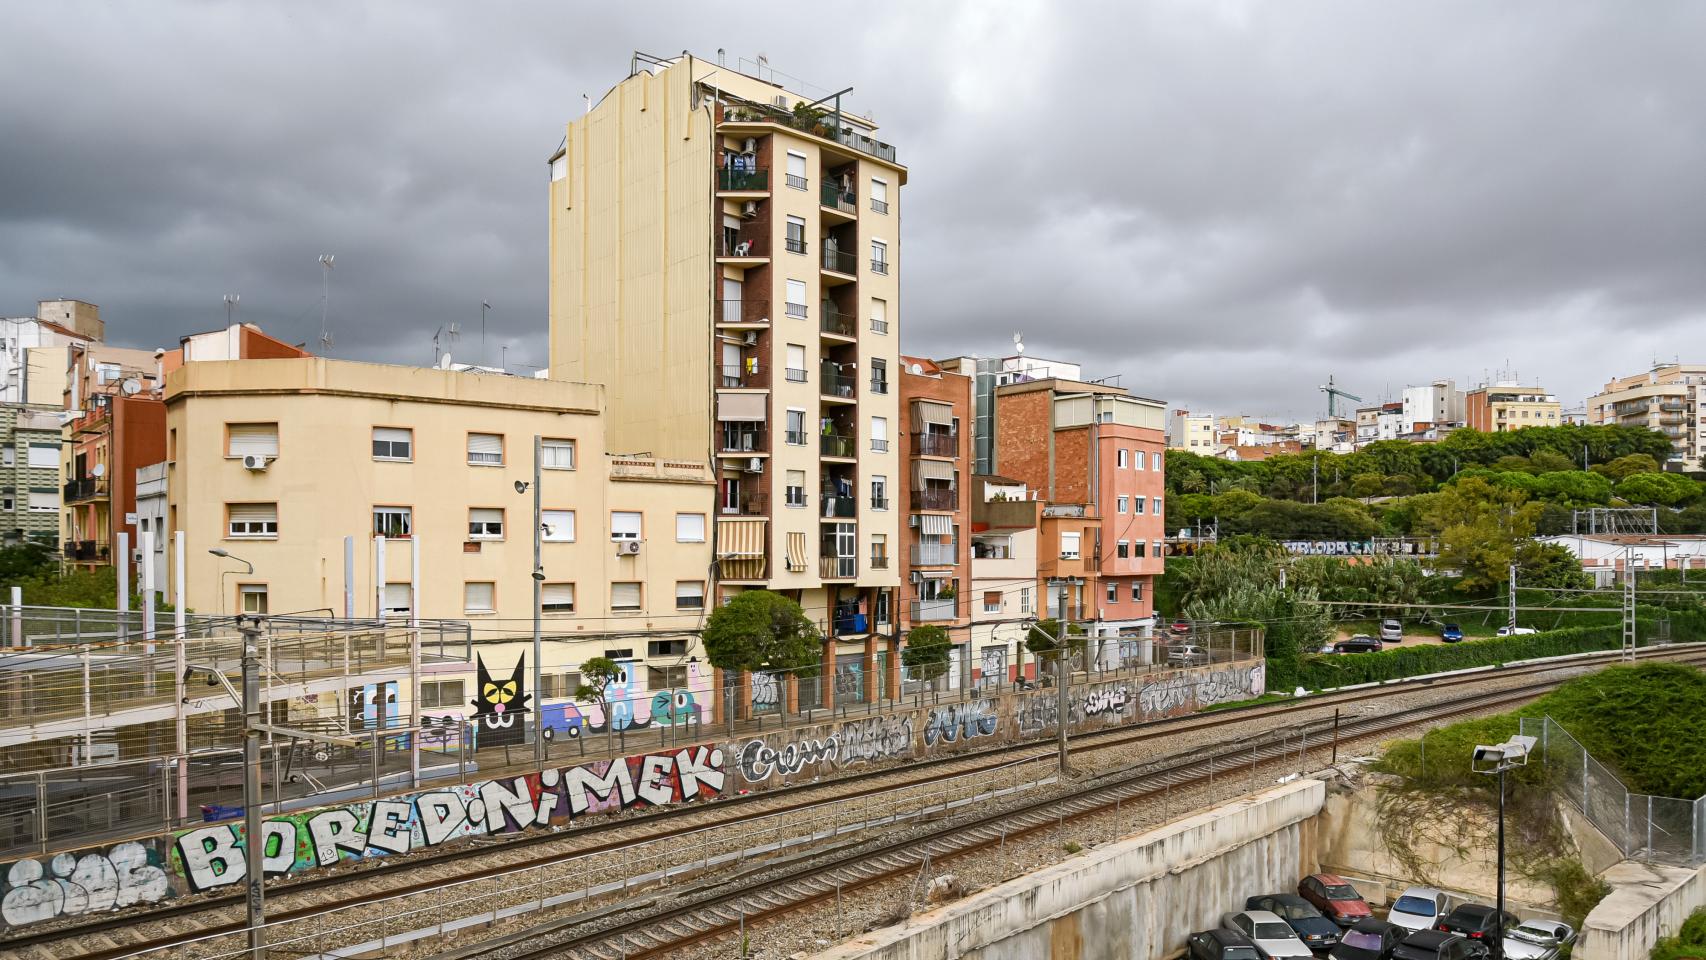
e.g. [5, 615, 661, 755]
[1392, 930, 1486, 960]
[1440, 623, 1464, 643]
[1387, 887, 1451, 934]
[1245, 895, 1342, 950]
[1325, 636, 1383, 655]
[1496, 626, 1538, 637]
[1501, 919, 1576, 960]
[1437, 904, 1521, 944]
[1329, 918, 1409, 960]
[1222, 910, 1315, 959]
[1171, 619, 1194, 636]
[1170, 644, 1211, 666]
[1379, 619, 1404, 642]
[1189, 928, 1265, 960]
[1298, 874, 1373, 926]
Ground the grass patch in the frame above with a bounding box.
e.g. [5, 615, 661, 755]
[1652, 908, 1706, 960]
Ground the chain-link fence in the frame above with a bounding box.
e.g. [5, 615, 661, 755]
[1519, 715, 1704, 865]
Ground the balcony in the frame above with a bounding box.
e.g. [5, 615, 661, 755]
[821, 555, 857, 579]
[870, 495, 890, 510]
[718, 168, 769, 192]
[1660, 402, 1688, 412]
[870, 377, 889, 395]
[717, 101, 899, 164]
[720, 363, 769, 389]
[910, 541, 957, 566]
[785, 367, 808, 383]
[912, 487, 957, 511]
[910, 598, 956, 622]
[871, 198, 889, 214]
[719, 427, 767, 455]
[912, 432, 957, 458]
[63, 540, 109, 562]
[820, 309, 857, 340]
[820, 434, 856, 458]
[820, 181, 856, 217]
[822, 496, 857, 519]
[870, 258, 889, 275]
[719, 235, 768, 260]
[730, 492, 769, 516]
[820, 367, 857, 400]
[63, 477, 109, 503]
[869, 553, 889, 569]
[717, 298, 769, 325]
[821, 247, 857, 277]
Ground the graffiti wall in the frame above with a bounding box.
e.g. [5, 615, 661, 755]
[0, 659, 1261, 931]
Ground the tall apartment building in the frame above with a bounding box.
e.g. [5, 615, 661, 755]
[993, 379, 1167, 637]
[1587, 363, 1705, 469]
[897, 357, 971, 641]
[937, 353, 1082, 475]
[549, 54, 906, 695]
[1400, 379, 1464, 433]
[0, 405, 64, 544]
[1, 299, 103, 405]
[1464, 384, 1561, 433]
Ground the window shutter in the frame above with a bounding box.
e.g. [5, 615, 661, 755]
[27, 444, 58, 468]
[611, 512, 643, 539]
[228, 503, 277, 524]
[467, 433, 503, 461]
[469, 508, 502, 525]
[383, 583, 412, 613]
[542, 583, 575, 609]
[464, 582, 494, 612]
[676, 513, 706, 542]
[228, 424, 279, 457]
[611, 582, 641, 609]
[542, 509, 575, 542]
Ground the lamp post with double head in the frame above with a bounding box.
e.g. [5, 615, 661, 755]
[1471, 734, 1536, 960]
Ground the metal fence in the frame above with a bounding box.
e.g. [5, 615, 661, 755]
[1520, 715, 1704, 865]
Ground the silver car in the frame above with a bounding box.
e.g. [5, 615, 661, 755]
[1380, 619, 1403, 642]
[1222, 909, 1313, 959]
[1388, 886, 1450, 934]
[1502, 920, 1575, 960]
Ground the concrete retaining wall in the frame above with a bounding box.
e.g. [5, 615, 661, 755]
[807, 779, 1326, 960]
[1578, 860, 1706, 960]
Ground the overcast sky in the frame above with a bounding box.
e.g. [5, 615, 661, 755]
[4, 1, 1703, 423]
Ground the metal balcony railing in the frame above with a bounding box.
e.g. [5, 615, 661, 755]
[63, 540, 109, 562]
[910, 598, 956, 622]
[718, 169, 768, 191]
[63, 477, 108, 502]
[821, 181, 857, 213]
[735, 493, 768, 516]
[785, 237, 808, 255]
[720, 235, 768, 258]
[870, 258, 889, 275]
[785, 301, 808, 318]
[820, 434, 856, 458]
[719, 429, 766, 454]
[785, 173, 808, 191]
[822, 248, 857, 275]
[719, 363, 768, 389]
[820, 309, 856, 338]
[717, 298, 768, 324]
[910, 542, 957, 565]
[911, 487, 957, 511]
[871, 438, 889, 452]
[820, 555, 856, 579]
[786, 367, 808, 383]
[912, 433, 957, 457]
[870, 318, 888, 334]
[871, 198, 888, 214]
[822, 496, 857, 519]
[821, 370, 856, 399]
[870, 553, 889, 569]
[870, 496, 890, 510]
[870, 377, 889, 395]
[786, 430, 808, 446]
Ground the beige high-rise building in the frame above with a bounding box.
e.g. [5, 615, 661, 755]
[1587, 363, 1706, 469]
[549, 54, 906, 697]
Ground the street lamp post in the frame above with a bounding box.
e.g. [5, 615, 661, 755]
[1472, 734, 1536, 960]
[209, 548, 254, 616]
[516, 436, 544, 768]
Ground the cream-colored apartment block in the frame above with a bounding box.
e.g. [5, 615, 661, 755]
[164, 358, 715, 667]
[1587, 363, 1706, 469]
[549, 54, 906, 686]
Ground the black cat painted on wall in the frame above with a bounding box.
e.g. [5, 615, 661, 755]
[470, 653, 531, 746]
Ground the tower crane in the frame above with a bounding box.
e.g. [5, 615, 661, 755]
[1319, 375, 1364, 419]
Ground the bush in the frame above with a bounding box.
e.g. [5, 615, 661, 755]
[1294, 626, 1622, 689]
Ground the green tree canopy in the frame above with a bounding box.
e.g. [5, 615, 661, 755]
[901, 624, 952, 682]
[1616, 472, 1703, 507]
[1591, 453, 1662, 481]
[573, 656, 623, 716]
[701, 590, 821, 673]
[1418, 477, 1542, 593]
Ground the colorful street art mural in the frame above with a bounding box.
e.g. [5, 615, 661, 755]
[471, 653, 532, 747]
[0, 659, 1262, 932]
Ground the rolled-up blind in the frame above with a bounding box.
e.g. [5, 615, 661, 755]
[717, 393, 768, 422]
[611, 582, 641, 610]
[228, 424, 279, 457]
[228, 503, 277, 523]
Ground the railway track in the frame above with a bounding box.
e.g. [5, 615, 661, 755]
[14, 644, 1699, 960]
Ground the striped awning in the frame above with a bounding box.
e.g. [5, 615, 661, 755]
[912, 460, 954, 486]
[717, 393, 768, 422]
[785, 531, 808, 572]
[717, 518, 767, 580]
[918, 514, 952, 536]
[912, 400, 953, 430]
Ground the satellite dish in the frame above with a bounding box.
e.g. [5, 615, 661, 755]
[1013, 331, 1025, 355]
[120, 378, 142, 396]
[909, 363, 924, 375]
[93, 463, 106, 477]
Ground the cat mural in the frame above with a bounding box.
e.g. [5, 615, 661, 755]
[471, 654, 531, 748]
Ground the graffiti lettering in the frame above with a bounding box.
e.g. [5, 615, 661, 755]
[1016, 694, 1059, 735]
[750, 672, 781, 710]
[1077, 683, 1131, 719]
[737, 736, 838, 782]
[923, 700, 1000, 745]
[1, 843, 170, 926]
[837, 716, 913, 765]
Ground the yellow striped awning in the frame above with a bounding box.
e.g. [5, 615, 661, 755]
[785, 531, 808, 572]
[716, 517, 767, 580]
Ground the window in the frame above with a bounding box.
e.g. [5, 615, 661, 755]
[785, 216, 807, 254]
[468, 507, 504, 540]
[786, 344, 807, 381]
[611, 581, 642, 612]
[676, 581, 705, 610]
[1020, 587, 1033, 614]
[786, 470, 806, 507]
[1117, 540, 1129, 558]
[784, 279, 808, 318]
[870, 358, 888, 394]
[1152, 452, 1162, 470]
[1131, 580, 1143, 602]
[785, 151, 807, 190]
[1134, 451, 1145, 471]
[648, 664, 688, 689]
[240, 584, 269, 615]
[1116, 495, 1128, 514]
[870, 416, 888, 452]
[676, 513, 706, 542]
[1107, 581, 1118, 603]
[420, 679, 465, 710]
[227, 424, 278, 459]
[467, 432, 503, 466]
[1, 498, 12, 511]
[28, 491, 59, 513]
[983, 590, 1002, 613]
[870, 178, 888, 213]
[1134, 497, 1145, 515]
[871, 533, 888, 568]
[870, 297, 888, 334]
[542, 439, 575, 470]
[0, 448, 12, 466]
[1117, 449, 1128, 468]
[373, 427, 412, 461]
[373, 506, 412, 538]
[1060, 531, 1081, 559]
[1134, 541, 1146, 558]
[228, 503, 278, 538]
[1152, 496, 1163, 514]
[1154, 539, 1163, 557]
[648, 638, 687, 658]
[26, 444, 58, 469]
[542, 509, 575, 542]
[611, 511, 642, 540]
[96, 362, 121, 383]
[786, 409, 807, 445]
[870, 239, 888, 274]
[464, 581, 495, 614]
[542, 582, 575, 613]
[871, 475, 888, 509]
[382, 583, 412, 616]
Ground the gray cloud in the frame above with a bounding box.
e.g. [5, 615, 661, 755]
[3, 0, 1703, 421]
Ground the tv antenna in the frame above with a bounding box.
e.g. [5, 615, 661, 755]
[317, 254, 335, 354]
[481, 301, 491, 367]
[222, 294, 240, 326]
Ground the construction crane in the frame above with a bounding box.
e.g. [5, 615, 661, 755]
[1318, 375, 1364, 419]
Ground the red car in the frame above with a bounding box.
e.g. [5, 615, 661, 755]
[1298, 874, 1373, 927]
[1170, 619, 1192, 635]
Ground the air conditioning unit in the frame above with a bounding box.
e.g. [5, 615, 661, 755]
[242, 454, 269, 471]
[743, 330, 758, 345]
[772, 95, 788, 108]
[617, 540, 642, 556]
[741, 200, 760, 220]
[745, 458, 764, 473]
[909, 571, 922, 584]
[742, 137, 758, 154]
[908, 515, 920, 528]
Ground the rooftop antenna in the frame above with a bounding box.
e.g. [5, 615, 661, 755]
[222, 294, 240, 326]
[431, 325, 443, 366]
[481, 300, 491, 367]
[447, 322, 461, 360]
[317, 254, 335, 354]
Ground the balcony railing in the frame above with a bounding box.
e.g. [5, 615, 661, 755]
[870, 496, 890, 510]
[785, 173, 808, 191]
[786, 429, 808, 446]
[820, 434, 856, 458]
[871, 198, 889, 214]
[718, 168, 768, 191]
[910, 598, 956, 622]
[63, 540, 109, 562]
[822, 248, 857, 275]
[821, 369, 856, 399]
[731, 493, 768, 516]
[1660, 402, 1688, 412]
[870, 318, 889, 334]
[63, 477, 108, 503]
[820, 309, 856, 338]
[719, 428, 766, 454]
[910, 542, 957, 566]
[972, 542, 1012, 559]
[822, 496, 857, 519]
[870, 553, 889, 569]
[719, 363, 768, 389]
[720, 235, 768, 258]
[870, 377, 889, 395]
[785, 301, 808, 319]
[870, 258, 889, 275]
[911, 487, 957, 511]
[871, 438, 889, 452]
[717, 298, 768, 324]
[718, 102, 899, 164]
[786, 367, 808, 383]
[785, 237, 808, 255]
[912, 432, 957, 457]
[821, 555, 856, 579]
[820, 181, 856, 213]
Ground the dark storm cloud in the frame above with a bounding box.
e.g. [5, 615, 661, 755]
[3, 1, 1703, 421]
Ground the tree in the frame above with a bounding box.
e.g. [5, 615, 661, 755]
[1528, 449, 1576, 474]
[1350, 472, 1385, 501]
[573, 656, 623, 721]
[1024, 617, 1085, 666]
[1515, 541, 1592, 591]
[1418, 477, 1542, 593]
[1592, 453, 1662, 481]
[901, 624, 952, 685]
[701, 590, 822, 673]
[1615, 472, 1703, 507]
[0, 542, 53, 583]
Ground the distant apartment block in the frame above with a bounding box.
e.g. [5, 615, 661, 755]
[936, 353, 1081, 478]
[897, 357, 971, 638]
[1587, 363, 1705, 469]
[1465, 384, 1561, 433]
[1400, 379, 1465, 434]
[0, 405, 63, 544]
[1166, 409, 1216, 452]
[1, 299, 103, 406]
